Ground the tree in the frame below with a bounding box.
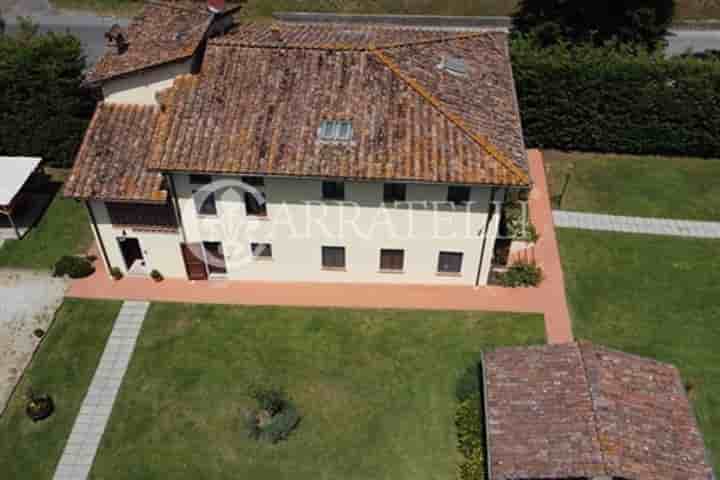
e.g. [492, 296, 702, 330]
[512, 0, 676, 50]
[0, 18, 95, 167]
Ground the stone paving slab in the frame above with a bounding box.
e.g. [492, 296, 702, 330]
[53, 301, 149, 480]
[554, 211, 720, 238]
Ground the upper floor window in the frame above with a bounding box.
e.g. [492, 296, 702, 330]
[322, 181, 345, 201]
[447, 186, 471, 206]
[242, 176, 265, 186]
[194, 190, 218, 216]
[189, 174, 212, 185]
[245, 191, 267, 217]
[318, 120, 353, 142]
[383, 183, 406, 203]
[440, 55, 467, 76]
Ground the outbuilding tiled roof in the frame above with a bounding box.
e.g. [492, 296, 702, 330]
[85, 1, 212, 84]
[64, 103, 167, 202]
[147, 23, 529, 185]
[483, 341, 715, 480]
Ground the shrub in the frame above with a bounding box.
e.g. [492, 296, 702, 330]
[110, 267, 123, 280]
[53, 255, 95, 279]
[150, 269, 163, 282]
[503, 203, 539, 242]
[498, 261, 543, 287]
[455, 393, 485, 480]
[512, 37, 720, 158]
[245, 386, 301, 444]
[455, 364, 480, 402]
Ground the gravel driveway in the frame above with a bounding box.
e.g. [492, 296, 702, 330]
[0, 269, 66, 414]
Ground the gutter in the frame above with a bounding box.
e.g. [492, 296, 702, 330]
[480, 352, 493, 480]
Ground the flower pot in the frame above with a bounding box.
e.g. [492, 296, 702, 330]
[26, 395, 55, 422]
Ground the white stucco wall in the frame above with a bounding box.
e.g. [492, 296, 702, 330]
[172, 174, 502, 286]
[88, 200, 186, 278]
[102, 59, 192, 105]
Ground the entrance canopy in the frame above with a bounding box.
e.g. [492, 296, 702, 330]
[0, 157, 42, 211]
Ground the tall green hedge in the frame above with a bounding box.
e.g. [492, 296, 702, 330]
[0, 21, 95, 168]
[511, 37, 720, 157]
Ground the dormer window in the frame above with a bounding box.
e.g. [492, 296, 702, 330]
[318, 120, 353, 142]
[439, 55, 467, 76]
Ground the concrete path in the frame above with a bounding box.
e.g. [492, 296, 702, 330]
[53, 301, 149, 480]
[554, 211, 720, 238]
[0, 270, 66, 415]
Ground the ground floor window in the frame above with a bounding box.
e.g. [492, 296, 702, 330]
[322, 246, 346, 269]
[438, 251, 463, 274]
[203, 241, 227, 275]
[251, 242, 273, 259]
[380, 249, 404, 271]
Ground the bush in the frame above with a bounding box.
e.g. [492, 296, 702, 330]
[455, 394, 485, 480]
[455, 364, 480, 402]
[498, 261, 543, 287]
[110, 267, 123, 280]
[512, 37, 720, 158]
[503, 203, 539, 242]
[150, 269, 163, 282]
[53, 255, 95, 278]
[245, 387, 300, 444]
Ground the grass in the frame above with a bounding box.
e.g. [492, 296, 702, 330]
[0, 300, 123, 480]
[545, 150, 720, 220]
[0, 186, 93, 271]
[557, 229, 720, 473]
[90, 304, 543, 479]
[48, 0, 720, 20]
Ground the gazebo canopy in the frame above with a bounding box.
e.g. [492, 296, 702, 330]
[0, 157, 42, 210]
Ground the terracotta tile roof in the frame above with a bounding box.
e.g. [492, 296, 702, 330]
[64, 103, 167, 202]
[483, 341, 715, 480]
[147, 24, 528, 185]
[85, 1, 212, 83]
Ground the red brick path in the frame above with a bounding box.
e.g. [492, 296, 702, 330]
[68, 150, 574, 344]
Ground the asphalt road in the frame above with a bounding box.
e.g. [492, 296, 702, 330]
[2, 1, 720, 64]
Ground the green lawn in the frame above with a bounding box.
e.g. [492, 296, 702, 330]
[558, 229, 720, 472]
[0, 300, 123, 480]
[0, 190, 93, 271]
[90, 305, 543, 479]
[48, 0, 720, 19]
[545, 150, 720, 220]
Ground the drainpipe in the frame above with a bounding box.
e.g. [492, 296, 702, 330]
[167, 173, 187, 243]
[85, 200, 112, 276]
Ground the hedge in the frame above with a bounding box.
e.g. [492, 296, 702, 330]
[511, 37, 720, 157]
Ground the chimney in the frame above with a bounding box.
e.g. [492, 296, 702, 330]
[105, 24, 129, 54]
[207, 0, 225, 14]
[270, 25, 282, 42]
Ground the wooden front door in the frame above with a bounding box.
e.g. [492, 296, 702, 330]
[181, 243, 208, 280]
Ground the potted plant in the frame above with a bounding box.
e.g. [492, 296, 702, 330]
[150, 269, 164, 282]
[110, 267, 124, 280]
[26, 388, 54, 422]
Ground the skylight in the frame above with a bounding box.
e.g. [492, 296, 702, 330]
[442, 56, 467, 76]
[318, 120, 353, 142]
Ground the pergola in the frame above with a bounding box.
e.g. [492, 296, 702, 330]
[0, 157, 42, 240]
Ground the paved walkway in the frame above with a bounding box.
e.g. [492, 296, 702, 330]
[53, 301, 149, 480]
[554, 211, 720, 238]
[68, 150, 573, 344]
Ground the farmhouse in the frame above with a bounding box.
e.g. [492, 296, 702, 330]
[482, 341, 715, 480]
[65, 0, 530, 286]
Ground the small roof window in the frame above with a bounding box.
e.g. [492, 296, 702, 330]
[440, 55, 467, 76]
[318, 120, 353, 142]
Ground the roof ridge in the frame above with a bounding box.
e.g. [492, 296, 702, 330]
[211, 30, 496, 51]
[371, 49, 529, 185]
[576, 341, 611, 477]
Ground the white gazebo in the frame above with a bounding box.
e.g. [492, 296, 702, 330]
[0, 157, 43, 240]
